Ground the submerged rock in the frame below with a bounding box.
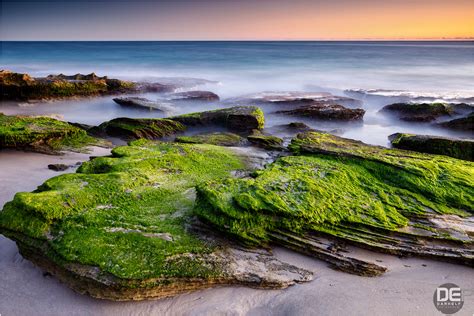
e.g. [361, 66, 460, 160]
[175, 132, 244, 146]
[0, 113, 99, 154]
[0, 140, 312, 300]
[47, 163, 70, 171]
[169, 91, 219, 102]
[170, 106, 265, 133]
[438, 113, 474, 132]
[1, 70, 136, 101]
[93, 117, 186, 140]
[379, 102, 455, 122]
[389, 133, 474, 161]
[276, 102, 365, 121]
[195, 131, 473, 272]
[247, 131, 284, 150]
[113, 97, 175, 113]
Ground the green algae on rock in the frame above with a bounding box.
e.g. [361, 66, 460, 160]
[0, 140, 312, 300]
[170, 106, 265, 132]
[0, 70, 136, 101]
[389, 133, 474, 161]
[175, 132, 244, 147]
[195, 131, 474, 272]
[93, 117, 186, 140]
[247, 131, 284, 150]
[379, 102, 454, 122]
[0, 113, 100, 154]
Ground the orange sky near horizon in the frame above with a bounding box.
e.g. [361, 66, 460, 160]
[1, 0, 473, 40]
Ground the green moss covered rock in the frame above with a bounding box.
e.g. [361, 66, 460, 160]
[175, 132, 243, 146]
[170, 106, 265, 132]
[379, 102, 454, 122]
[93, 117, 186, 140]
[195, 132, 473, 271]
[0, 113, 99, 154]
[389, 133, 474, 161]
[247, 131, 284, 150]
[0, 140, 312, 300]
[0, 70, 136, 101]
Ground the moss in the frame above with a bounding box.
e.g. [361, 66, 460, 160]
[0, 113, 99, 153]
[175, 132, 243, 146]
[170, 106, 265, 132]
[94, 117, 186, 140]
[195, 131, 473, 250]
[389, 133, 474, 161]
[247, 132, 283, 150]
[0, 71, 136, 100]
[0, 141, 245, 281]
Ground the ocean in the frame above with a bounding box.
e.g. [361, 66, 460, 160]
[1, 41, 473, 145]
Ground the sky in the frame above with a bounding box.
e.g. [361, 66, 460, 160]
[1, 0, 474, 40]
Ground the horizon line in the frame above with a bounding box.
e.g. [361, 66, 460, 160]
[2, 38, 474, 42]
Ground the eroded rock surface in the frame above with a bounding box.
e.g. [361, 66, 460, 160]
[389, 133, 474, 161]
[195, 131, 473, 272]
[0, 113, 100, 154]
[276, 102, 365, 121]
[113, 97, 175, 113]
[170, 106, 265, 133]
[0, 141, 312, 301]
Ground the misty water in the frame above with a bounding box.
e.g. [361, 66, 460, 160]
[1, 41, 473, 146]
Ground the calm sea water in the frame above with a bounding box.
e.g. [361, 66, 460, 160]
[1, 41, 473, 145]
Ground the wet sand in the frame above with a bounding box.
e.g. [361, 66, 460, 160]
[0, 148, 473, 316]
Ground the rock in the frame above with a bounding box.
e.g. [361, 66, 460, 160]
[232, 91, 361, 108]
[170, 106, 265, 133]
[1, 70, 136, 101]
[113, 97, 175, 113]
[47, 164, 70, 171]
[345, 89, 474, 105]
[285, 122, 313, 132]
[379, 102, 454, 122]
[438, 113, 474, 132]
[389, 133, 474, 161]
[276, 102, 365, 121]
[175, 132, 244, 146]
[195, 131, 474, 272]
[169, 91, 219, 102]
[247, 131, 284, 150]
[0, 113, 98, 154]
[92, 117, 186, 140]
[0, 140, 312, 300]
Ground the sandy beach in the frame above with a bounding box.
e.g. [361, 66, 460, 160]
[0, 148, 472, 316]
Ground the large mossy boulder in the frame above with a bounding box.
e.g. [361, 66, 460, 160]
[170, 106, 265, 133]
[389, 133, 474, 161]
[195, 131, 474, 273]
[93, 117, 186, 140]
[175, 132, 244, 147]
[438, 112, 474, 132]
[0, 70, 136, 101]
[0, 113, 99, 154]
[0, 140, 312, 300]
[379, 102, 454, 122]
[247, 131, 284, 150]
[276, 102, 365, 121]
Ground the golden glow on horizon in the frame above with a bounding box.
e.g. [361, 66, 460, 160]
[1, 0, 473, 40]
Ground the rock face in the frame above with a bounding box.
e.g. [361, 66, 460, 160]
[93, 117, 186, 140]
[0, 140, 312, 300]
[175, 132, 244, 147]
[1, 70, 136, 101]
[232, 91, 361, 108]
[389, 133, 474, 161]
[169, 91, 220, 102]
[195, 131, 473, 273]
[380, 102, 455, 122]
[438, 113, 474, 132]
[170, 106, 265, 133]
[247, 131, 284, 150]
[113, 97, 175, 113]
[0, 113, 98, 154]
[276, 102, 365, 121]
